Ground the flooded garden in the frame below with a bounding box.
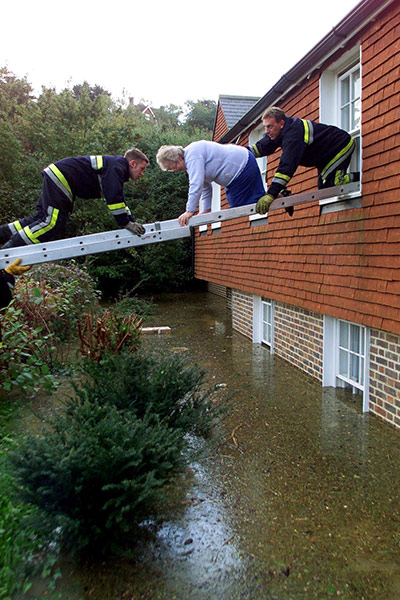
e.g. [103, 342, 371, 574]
[8, 291, 400, 599]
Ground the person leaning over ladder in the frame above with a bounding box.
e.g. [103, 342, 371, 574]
[0, 148, 149, 249]
[249, 106, 359, 216]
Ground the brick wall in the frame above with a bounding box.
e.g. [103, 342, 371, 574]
[231, 290, 253, 339]
[274, 303, 324, 381]
[369, 329, 400, 427]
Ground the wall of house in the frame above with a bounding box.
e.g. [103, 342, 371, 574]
[213, 104, 229, 141]
[369, 329, 400, 427]
[195, 1, 400, 336]
[197, 1, 400, 429]
[274, 303, 324, 381]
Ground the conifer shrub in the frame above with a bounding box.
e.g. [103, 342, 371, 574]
[8, 399, 186, 557]
[8, 349, 220, 557]
[76, 349, 217, 436]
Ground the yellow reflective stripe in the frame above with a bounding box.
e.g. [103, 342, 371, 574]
[251, 144, 260, 158]
[48, 164, 73, 196]
[90, 155, 103, 170]
[107, 202, 126, 210]
[274, 172, 291, 183]
[301, 119, 310, 143]
[321, 138, 355, 178]
[23, 208, 60, 243]
[12, 221, 23, 231]
[301, 119, 314, 144]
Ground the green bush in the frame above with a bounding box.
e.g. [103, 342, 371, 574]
[77, 350, 216, 436]
[28, 262, 101, 339]
[8, 350, 219, 558]
[0, 305, 57, 396]
[8, 400, 185, 558]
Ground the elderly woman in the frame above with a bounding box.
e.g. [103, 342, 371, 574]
[156, 140, 268, 226]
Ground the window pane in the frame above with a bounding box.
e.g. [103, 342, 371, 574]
[263, 304, 268, 321]
[339, 349, 348, 376]
[341, 77, 350, 104]
[263, 323, 268, 341]
[352, 69, 360, 100]
[339, 321, 348, 348]
[341, 105, 350, 131]
[352, 98, 361, 131]
[350, 324, 360, 353]
[350, 353, 359, 382]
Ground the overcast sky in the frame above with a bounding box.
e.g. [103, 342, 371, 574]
[1, 0, 360, 109]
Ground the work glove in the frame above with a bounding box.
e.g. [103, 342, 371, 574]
[5, 258, 32, 276]
[256, 194, 275, 215]
[125, 222, 145, 236]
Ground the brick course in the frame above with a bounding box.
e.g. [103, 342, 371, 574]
[369, 329, 400, 427]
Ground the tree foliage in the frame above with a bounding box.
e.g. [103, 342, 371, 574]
[0, 68, 216, 295]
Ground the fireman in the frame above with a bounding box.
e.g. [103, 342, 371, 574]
[0, 259, 31, 348]
[249, 106, 358, 215]
[0, 148, 149, 249]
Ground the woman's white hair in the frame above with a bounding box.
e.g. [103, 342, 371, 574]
[156, 145, 184, 170]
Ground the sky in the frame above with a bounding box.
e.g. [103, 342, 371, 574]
[1, 0, 360, 109]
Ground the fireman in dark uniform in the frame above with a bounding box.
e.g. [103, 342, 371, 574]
[0, 259, 31, 348]
[0, 147, 149, 248]
[249, 106, 357, 215]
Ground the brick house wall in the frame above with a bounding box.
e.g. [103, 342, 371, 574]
[274, 303, 324, 381]
[369, 330, 400, 427]
[195, 0, 400, 429]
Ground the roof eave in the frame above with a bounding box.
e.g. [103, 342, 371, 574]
[219, 0, 393, 143]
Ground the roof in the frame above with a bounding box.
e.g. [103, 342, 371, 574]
[219, 0, 394, 143]
[218, 95, 260, 129]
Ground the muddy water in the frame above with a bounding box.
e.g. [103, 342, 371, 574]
[25, 292, 400, 599]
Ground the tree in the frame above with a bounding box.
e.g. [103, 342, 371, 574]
[183, 99, 217, 133]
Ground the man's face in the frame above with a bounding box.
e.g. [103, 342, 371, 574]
[263, 117, 285, 140]
[129, 160, 148, 180]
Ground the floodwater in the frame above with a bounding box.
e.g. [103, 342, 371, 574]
[21, 292, 400, 599]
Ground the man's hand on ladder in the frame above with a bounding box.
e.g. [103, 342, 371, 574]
[125, 222, 146, 236]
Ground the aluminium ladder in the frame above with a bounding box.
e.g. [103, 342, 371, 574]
[0, 183, 358, 269]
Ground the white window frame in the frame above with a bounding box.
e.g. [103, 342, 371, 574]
[338, 63, 361, 175]
[319, 46, 362, 205]
[249, 125, 268, 189]
[253, 295, 274, 352]
[323, 315, 369, 412]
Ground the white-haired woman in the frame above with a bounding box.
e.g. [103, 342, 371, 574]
[156, 141, 268, 226]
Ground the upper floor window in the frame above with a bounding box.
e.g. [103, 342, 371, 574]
[338, 63, 361, 174]
[249, 125, 267, 189]
[320, 46, 361, 176]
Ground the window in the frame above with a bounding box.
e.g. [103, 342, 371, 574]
[338, 63, 361, 174]
[337, 320, 365, 389]
[320, 46, 362, 176]
[261, 299, 273, 347]
[253, 295, 274, 351]
[249, 125, 268, 188]
[323, 315, 369, 411]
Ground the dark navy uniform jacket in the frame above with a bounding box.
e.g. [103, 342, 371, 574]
[249, 117, 352, 197]
[44, 155, 134, 227]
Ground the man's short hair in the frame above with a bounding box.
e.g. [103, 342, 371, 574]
[156, 145, 184, 170]
[262, 106, 286, 122]
[124, 147, 149, 163]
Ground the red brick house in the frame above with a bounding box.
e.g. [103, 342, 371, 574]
[193, 0, 400, 428]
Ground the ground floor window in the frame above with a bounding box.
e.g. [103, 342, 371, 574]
[253, 295, 274, 351]
[323, 315, 369, 411]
